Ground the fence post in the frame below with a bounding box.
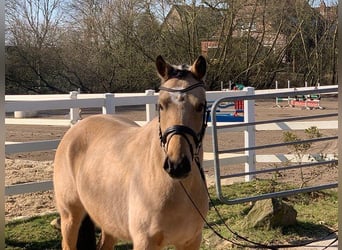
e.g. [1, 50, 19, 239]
[103, 93, 115, 114]
[69, 91, 80, 125]
[275, 81, 279, 107]
[0, 60, 4, 250]
[244, 87, 256, 182]
[145, 90, 156, 122]
[287, 80, 291, 106]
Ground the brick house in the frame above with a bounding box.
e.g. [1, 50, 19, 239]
[163, 0, 336, 57]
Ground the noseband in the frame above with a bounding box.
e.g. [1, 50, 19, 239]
[158, 82, 209, 161]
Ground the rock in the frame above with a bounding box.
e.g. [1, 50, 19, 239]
[243, 198, 297, 229]
[50, 217, 61, 230]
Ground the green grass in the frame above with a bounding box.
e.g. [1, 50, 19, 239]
[5, 180, 337, 250]
[5, 214, 61, 249]
[201, 180, 337, 249]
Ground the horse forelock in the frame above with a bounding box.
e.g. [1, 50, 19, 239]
[167, 64, 192, 79]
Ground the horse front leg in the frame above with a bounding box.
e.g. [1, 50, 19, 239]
[175, 233, 202, 250]
[59, 209, 85, 250]
[131, 232, 165, 250]
[96, 230, 117, 250]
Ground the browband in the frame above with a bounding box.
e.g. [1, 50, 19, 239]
[159, 82, 205, 93]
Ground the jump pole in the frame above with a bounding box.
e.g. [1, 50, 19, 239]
[275, 80, 292, 107]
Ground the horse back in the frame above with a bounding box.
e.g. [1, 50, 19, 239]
[55, 114, 139, 172]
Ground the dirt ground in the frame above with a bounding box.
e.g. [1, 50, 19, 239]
[5, 97, 338, 221]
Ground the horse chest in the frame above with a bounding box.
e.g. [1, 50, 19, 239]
[128, 178, 207, 223]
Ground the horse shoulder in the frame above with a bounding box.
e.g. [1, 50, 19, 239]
[54, 116, 118, 166]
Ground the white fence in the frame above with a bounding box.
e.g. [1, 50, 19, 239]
[5, 85, 338, 196]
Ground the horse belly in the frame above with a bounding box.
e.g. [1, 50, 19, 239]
[76, 159, 132, 241]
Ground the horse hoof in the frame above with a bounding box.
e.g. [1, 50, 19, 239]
[50, 217, 61, 230]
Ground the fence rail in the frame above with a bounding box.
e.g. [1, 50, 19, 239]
[5, 85, 338, 199]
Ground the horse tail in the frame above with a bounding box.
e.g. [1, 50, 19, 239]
[76, 214, 97, 250]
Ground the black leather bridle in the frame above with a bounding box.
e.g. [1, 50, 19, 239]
[158, 82, 209, 163]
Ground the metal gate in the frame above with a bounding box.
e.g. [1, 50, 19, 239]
[210, 86, 338, 205]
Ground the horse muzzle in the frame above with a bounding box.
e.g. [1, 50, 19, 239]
[163, 156, 191, 179]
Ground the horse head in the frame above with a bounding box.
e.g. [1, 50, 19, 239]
[156, 55, 208, 179]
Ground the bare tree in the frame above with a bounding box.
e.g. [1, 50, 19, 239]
[5, 0, 337, 94]
[6, 0, 66, 93]
[42, 0, 162, 93]
[200, 0, 337, 89]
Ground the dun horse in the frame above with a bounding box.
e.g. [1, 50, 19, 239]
[53, 55, 209, 250]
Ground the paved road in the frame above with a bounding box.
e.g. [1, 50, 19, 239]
[284, 237, 338, 249]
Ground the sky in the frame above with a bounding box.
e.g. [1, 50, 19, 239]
[311, 0, 338, 7]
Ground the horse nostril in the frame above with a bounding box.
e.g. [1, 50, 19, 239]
[179, 157, 191, 173]
[163, 156, 191, 179]
[163, 158, 172, 173]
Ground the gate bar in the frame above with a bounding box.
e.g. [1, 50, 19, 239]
[215, 112, 338, 130]
[220, 159, 338, 179]
[220, 183, 338, 205]
[218, 136, 338, 154]
[210, 86, 338, 204]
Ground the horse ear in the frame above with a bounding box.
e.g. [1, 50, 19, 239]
[191, 56, 207, 80]
[156, 55, 173, 80]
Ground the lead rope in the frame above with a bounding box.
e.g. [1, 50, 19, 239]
[321, 238, 338, 250]
[180, 139, 338, 249]
[180, 165, 277, 249]
[180, 177, 338, 250]
[179, 188, 273, 249]
[181, 110, 276, 249]
[181, 105, 338, 249]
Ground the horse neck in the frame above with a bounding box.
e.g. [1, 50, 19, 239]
[146, 118, 166, 164]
